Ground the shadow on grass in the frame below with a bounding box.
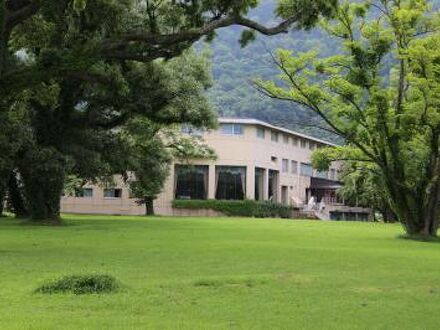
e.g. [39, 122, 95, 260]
[397, 234, 440, 243]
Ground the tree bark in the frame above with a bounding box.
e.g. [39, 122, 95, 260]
[7, 172, 29, 218]
[0, 184, 5, 216]
[145, 196, 155, 216]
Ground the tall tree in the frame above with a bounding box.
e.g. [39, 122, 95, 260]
[0, 0, 337, 221]
[256, 0, 440, 238]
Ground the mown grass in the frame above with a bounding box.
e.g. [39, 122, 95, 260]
[0, 215, 439, 329]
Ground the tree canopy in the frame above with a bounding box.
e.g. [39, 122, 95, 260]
[257, 0, 440, 238]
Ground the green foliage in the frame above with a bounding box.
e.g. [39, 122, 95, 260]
[257, 0, 440, 237]
[172, 199, 294, 218]
[206, 1, 343, 142]
[36, 274, 120, 295]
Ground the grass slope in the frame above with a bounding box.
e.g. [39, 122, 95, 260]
[0, 215, 439, 329]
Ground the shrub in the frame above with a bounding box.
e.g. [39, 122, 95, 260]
[172, 199, 294, 218]
[36, 274, 120, 295]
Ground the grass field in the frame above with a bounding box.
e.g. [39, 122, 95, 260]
[1, 215, 440, 329]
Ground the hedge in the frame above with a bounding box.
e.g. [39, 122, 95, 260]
[172, 199, 295, 218]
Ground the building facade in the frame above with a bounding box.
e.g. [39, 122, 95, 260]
[61, 118, 371, 220]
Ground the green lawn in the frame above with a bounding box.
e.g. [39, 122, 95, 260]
[1, 215, 439, 329]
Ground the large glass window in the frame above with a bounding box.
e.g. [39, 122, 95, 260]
[220, 124, 244, 135]
[255, 168, 265, 201]
[268, 170, 279, 202]
[215, 166, 246, 200]
[175, 165, 209, 200]
[282, 159, 289, 173]
[256, 127, 265, 139]
[300, 163, 313, 177]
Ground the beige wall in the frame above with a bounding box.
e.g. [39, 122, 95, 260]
[61, 122, 340, 216]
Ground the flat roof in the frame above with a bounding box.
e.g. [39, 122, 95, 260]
[218, 118, 338, 147]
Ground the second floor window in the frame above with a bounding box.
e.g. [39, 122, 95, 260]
[291, 160, 298, 174]
[220, 124, 244, 135]
[282, 159, 289, 173]
[271, 131, 279, 142]
[300, 139, 307, 148]
[283, 135, 289, 144]
[256, 127, 265, 139]
[300, 163, 313, 177]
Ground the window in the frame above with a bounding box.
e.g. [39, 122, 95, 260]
[291, 160, 298, 174]
[330, 169, 337, 180]
[300, 139, 307, 148]
[175, 165, 209, 200]
[181, 124, 204, 136]
[268, 170, 279, 202]
[283, 134, 289, 144]
[255, 168, 265, 201]
[215, 166, 246, 200]
[282, 159, 289, 173]
[271, 130, 279, 142]
[300, 163, 313, 177]
[256, 127, 265, 139]
[75, 188, 93, 198]
[292, 137, 298, 146]
[104, 188, 122, 198]
[220, 124, 243, 135]
[309, 142, 315, 150]
[316, 171, 328, 179]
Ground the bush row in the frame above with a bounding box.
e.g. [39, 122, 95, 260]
[172, 199, 295, 218]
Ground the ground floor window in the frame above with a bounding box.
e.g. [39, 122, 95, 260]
[104, 188, 122, 198]
[255, 168, 265, 201]
[215, 166, 246, 200]
[174, 165, 209, 200]
[75, 188, 93, 198]
[268, 170, 279, 202]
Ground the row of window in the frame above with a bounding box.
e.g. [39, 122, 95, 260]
[175, 165, 280, 202]
[175, 165, 246, 200]
[184, 123, 328, 151]
[280, 159, 337, 180]
[70, 188, 122, 198]
[259, 127, 323, 150]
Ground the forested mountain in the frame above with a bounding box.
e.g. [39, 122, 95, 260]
[206, 0, 438, 143]
[206, 0, 340, 142]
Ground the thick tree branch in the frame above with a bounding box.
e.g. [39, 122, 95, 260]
[101, 13, 299, 62]
[5, 0, 41, 32]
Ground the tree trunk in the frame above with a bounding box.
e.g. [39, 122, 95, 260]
[18, 148, 66, 224]
[145, 196, 155, 216]
[7, 172, 29, 218]
[0, 185, 5, 216]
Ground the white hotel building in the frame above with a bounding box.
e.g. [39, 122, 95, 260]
[61, 118, 371, 220]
